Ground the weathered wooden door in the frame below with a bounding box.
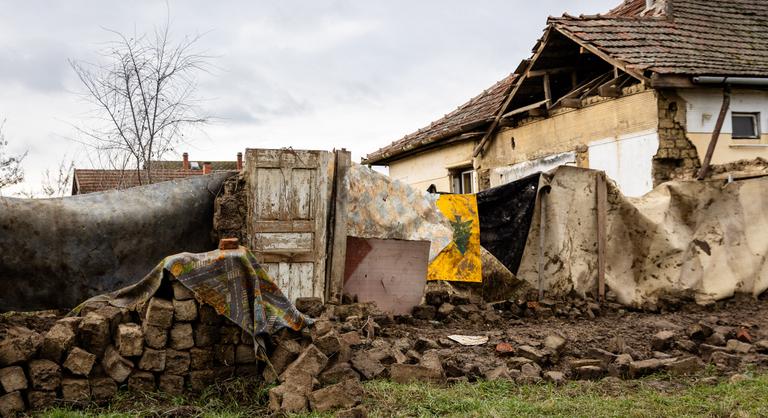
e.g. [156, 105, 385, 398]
[245, 149, 334, 303]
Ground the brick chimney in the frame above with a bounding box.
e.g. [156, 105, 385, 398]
[182, 152, 190, 170]
[203, 162, 212, 174]
[236, 152, 243, 171]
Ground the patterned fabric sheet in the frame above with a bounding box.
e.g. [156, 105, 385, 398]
[77, 246, 312, 339]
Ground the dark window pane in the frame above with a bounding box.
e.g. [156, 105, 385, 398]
[733, 114, 757, 138]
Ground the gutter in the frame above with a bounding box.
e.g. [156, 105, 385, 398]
[693, 76, 768, 86]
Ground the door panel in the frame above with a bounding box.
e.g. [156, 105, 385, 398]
[246, 149, 333, 302]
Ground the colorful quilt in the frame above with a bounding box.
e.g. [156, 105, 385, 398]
[77, 246, 312, 338]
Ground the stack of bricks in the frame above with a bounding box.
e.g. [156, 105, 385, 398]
[0, 279, 259, 416]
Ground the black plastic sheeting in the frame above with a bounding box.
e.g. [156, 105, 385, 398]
[0, 172, 234, 311]
[477, 173, 540, 275]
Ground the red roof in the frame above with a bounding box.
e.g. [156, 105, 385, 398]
[550, 0, 768, 76]
[363, 73, 517, 164]
[72, 168, 219, 195]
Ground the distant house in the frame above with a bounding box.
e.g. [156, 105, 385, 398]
[71, 152, 242, 195]
[364, 0, 768, 197]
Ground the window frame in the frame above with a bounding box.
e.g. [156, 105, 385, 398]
[731, 112, 760, 139]
[451, 168, 475, 194]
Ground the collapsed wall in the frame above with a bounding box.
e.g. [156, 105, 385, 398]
[0, 172, 234, 311]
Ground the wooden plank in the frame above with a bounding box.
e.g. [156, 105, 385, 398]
[253, 232, 313, 253]
[500, 99, 549, 119]
[311, 151, 333, 300]
[260, 253, 316, 263]
[597, 75, 623, 97]
[543, 72, 552, 107]
[255, 168, 283, 220]
[326, 149, 351, 303]
[596, 172, 607, 303]
[527, 66, 576, 78]
[290, 168, 313, 220]
[251, 220, 314, 233]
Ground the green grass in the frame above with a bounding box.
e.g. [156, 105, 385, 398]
[39, 373, 768, 418]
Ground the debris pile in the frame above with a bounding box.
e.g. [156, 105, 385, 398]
[0, 280, 260, 416]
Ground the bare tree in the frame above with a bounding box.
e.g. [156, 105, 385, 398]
[69, 21, 209, 184]
[0, 120, 26, 190]
[41, 157, 76, 197]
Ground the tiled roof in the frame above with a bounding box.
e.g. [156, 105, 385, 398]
[72, 168, 228, 194]
[550, 0, 768, 76]
[363, 73, 517, 164]
[148, 160, 238, 170]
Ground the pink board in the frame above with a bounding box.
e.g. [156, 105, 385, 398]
[343, 237, 430, 315]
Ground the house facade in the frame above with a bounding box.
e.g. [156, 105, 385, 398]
[364, 0, 768, 197]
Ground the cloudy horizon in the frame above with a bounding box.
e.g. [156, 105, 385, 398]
[0, 0, 617, 196]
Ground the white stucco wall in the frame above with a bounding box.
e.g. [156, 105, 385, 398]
[588, 130, 659, 197]
[678, 89, 768, 164]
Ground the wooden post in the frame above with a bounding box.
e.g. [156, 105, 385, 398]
[537, 188, 547, 301]
[325, 149, 351, 304]
[697, 87, 731, 180]
[543, 72, 552, 107]
[596, 172, 607, 303]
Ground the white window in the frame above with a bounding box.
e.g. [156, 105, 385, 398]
[451, 169, 475, 194]
[732, 112, 760, 139]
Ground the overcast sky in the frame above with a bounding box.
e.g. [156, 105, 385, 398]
[0, 0, 618, 195]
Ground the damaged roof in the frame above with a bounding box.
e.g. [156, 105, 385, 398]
[363, 73, 517, 165]
[366, 0, 768, 165]
[551, 0, 768, 77]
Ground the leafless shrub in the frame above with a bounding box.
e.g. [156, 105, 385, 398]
[0, 120, 26, 190]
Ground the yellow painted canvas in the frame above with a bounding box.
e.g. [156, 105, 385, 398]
[427, 194, 482, 282]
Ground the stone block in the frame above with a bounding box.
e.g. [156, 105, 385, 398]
[190, 347, 214, 370]
[165, 349, 190, 374]
[138, 348, 166, 372]
[215, 366, 236, 380]
[198, 305, 222, 325]
[295, 297, 324, 317]
[651, 331, 676, 351]
[214, 344, 236, 366]
[90, 377, 118, 401]
[219, 326, 241, 344]
[78, 313, 110, 357]
[102, 345, 134, 383]
[0, 392, 25, 417]
[143, 325, 168, 349]
[28, 359, 61, 391]
[40, 322, 76, 362]
[235, 344, 256, 364]
[666, 356, 705, 375]
[308, 378, 363, 412]
[319, 362, 361, 386]
[128, 370, 155, 392]
[194, 324, 218, 347]
[93, 305, 128, 335]
[350, 351, 385, 380]
[61, 378, 90, 402]
[315, 333, 342, 357]
[264, 339, 302, 382]
[0, 326, 43, 366]
[172, 281, 195, 300]
[281, 344, 328, 382]
[0, 366, 27, 393]
[336, 405, 368, 418]
[26, 390, 56, 410]
[63, 347, 97, 376]
[629, 358, 674, 378]
[173, 299, 198, 322]
[170, 323, 194, 350]
[412, 305, 436, 320]
[188, 370, 214, 392]
[236, 364, 260, 377]
[144, 298, 174, 329]
[116, 323, 144, 357]
[159, 374, 185, 395]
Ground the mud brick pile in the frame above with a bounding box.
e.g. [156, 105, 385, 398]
[0, 281, 259, 417]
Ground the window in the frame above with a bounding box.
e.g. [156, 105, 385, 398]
[451, 169, 475, 194]
[732, 112, 760, 139]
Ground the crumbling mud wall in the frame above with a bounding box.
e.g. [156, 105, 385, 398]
[0, 172, 234, 311]
[652, 90, 701, 186]
[213, 173, 248, 243]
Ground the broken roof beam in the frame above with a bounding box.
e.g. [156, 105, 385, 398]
[527, 66, 576, 78]
[551, 71, 613, 109]
[500, 99, 550, 119]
